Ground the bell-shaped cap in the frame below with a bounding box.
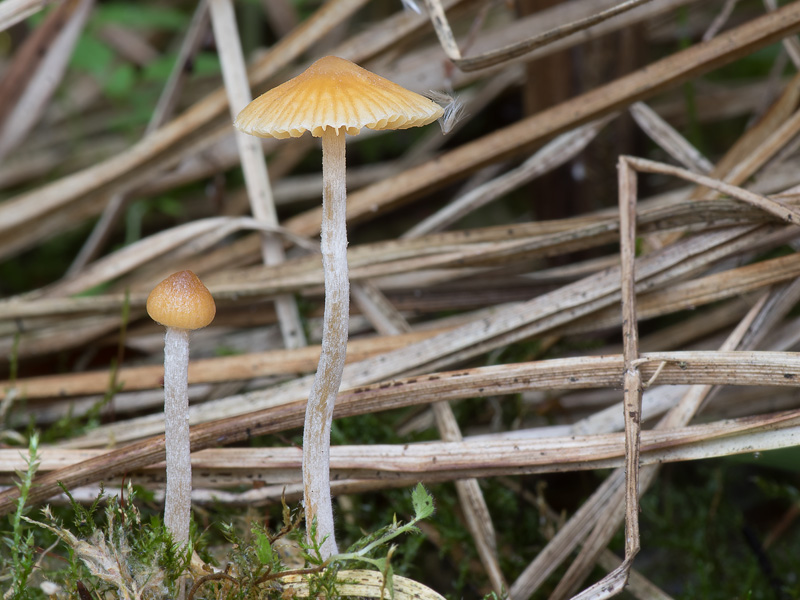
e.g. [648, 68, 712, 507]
[235, 56, 444, 139]
[147, 270, 216, 330]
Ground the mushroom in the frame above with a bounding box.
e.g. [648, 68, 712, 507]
[146, 270, 216, 548]
[235, 56, 443, 557]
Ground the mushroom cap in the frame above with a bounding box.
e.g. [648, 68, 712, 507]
[234, 56, 444, 139]
[146, 270, 216, 330]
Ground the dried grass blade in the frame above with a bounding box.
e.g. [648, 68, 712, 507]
[763, 0, 800, 66]
[0, 329, 448, 401]
[11, 222, 800, 498]
[416, 225, 783, 378]
[430, 0, 655, 72]
[702, 0, 738, 42]
[2, 191, 781, 319]
[150, 1, 210, 131]
[60, 217, 313, 299]
[3, 349, 800, 513]
[68, 0, 211, 275]
[35, 217, 234, 298]
[56, 268, 633, 445]
[509, 175, 794, 599]
[738, 278, 800, 350]
[350, 282, 410, 337]
[285, 3, 800, 238]
[281, 570, 445, 600]
[0, 0, 79, 123]
[431, 400, 507, 594]
[545, 286, 777, 600]
[0, 0, 370, 260]
[6, 218, 794, 361]
[262, 0, 298, 37]
[574, 244, 800, 332]
[629, 103, 713, 173]
[693, 71, 800, 198]
[553, 155, 643, 600]
[619, 157, 643, 570]
[627, 156, 800, 225]
[0, 0, 93, 160]
[0, 0, 58, 31]
[723, 106, 800, 189]
[421, 0, 461, 60]
[403, 117, 612, 238]
[9, 410, 800, 489]
[332, 0, 465, 66]
[209, 0, 305, 348]
[55, 350, 800, 451]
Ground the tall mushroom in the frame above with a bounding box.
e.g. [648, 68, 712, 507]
[146, 270, 216, 548]
[235, 56, 443, 558]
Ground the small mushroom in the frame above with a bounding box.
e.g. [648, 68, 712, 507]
[146, 270, 216, 548]
[235, 56, 443, 558]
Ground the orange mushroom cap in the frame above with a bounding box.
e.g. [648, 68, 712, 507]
[146, 270, 216, 330]
[234, 56, 444, 139]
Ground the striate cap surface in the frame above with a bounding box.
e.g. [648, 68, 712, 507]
[146, 270, 216, 330]
[234, 55, 444, 139]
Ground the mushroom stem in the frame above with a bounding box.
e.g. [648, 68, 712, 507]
[163, 326, 192, 547]
[303, 127, 348, 558]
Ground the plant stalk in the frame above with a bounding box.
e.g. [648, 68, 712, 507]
[303, 127, 349, 558]
[163, 326, 192, 547]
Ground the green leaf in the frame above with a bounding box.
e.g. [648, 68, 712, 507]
[382, 549, 396, 600]
[71, 35, 114, 77]
[143, 53, 179, 83]
[411, 483, 434, 520]
[191, 52, 222, 77]
[94, 4, 187, 31]
[383, 561, 395, 600]
[103, 63, 136, 99]
[360, 556, 385, 569]
[252, 526, 273, 565]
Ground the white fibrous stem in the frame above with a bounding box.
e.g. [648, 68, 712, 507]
[163, 326, 192, 548]
[303, 127, 349, 558]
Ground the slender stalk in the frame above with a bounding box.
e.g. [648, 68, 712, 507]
[163, 326, 192, 547]
[303, 127, 348, 558]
